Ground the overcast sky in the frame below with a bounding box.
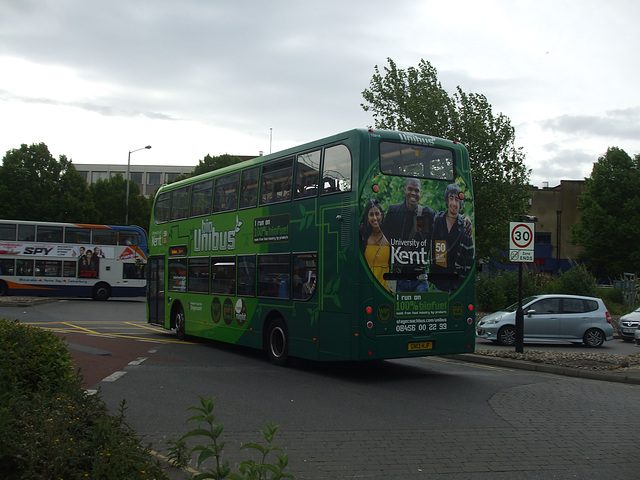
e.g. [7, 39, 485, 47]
[1, 0, 638, 188]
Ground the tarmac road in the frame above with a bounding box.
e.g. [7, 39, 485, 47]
[3, 297, 640, 479]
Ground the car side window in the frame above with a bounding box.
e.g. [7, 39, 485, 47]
[562, 298, 586, 313]
[530, 298, 559, 314]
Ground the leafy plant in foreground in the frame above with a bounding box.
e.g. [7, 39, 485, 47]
[180, 396, 293, 480]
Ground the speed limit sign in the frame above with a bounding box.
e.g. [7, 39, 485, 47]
[509, 222, 535, 262]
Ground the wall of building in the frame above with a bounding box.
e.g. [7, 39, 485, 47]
[73, 164, 196, 197]
[529, 180, 585, 270]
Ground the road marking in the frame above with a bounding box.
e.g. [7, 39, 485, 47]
[128, 357, 147, 366]
[62, 322, 100, 334]
[102, 371, 127, 382]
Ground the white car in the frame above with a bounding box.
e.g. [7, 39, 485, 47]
[635, 324, 640, 346]
[477, 294, 614, 348]
[618, 306, 640, 342]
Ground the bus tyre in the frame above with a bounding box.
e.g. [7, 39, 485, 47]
[174, 306, 186, 340]
[0, 281, 8, 296]
[92, 283, 111, 301]
[267, 318, 289, 366]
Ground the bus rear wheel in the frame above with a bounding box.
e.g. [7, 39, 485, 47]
[173, 306, 186, 340]
[92, 283, 111, 301]
[0, 281, 8, 296]
[266, 318, 289, 366]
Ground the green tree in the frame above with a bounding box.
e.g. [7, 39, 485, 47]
[571, 147, 640, 277]
[170, 154, 243, 183]
[361, 58, 531, 260]
[89, 174, 151, 227]
[0, 143, 96, 221]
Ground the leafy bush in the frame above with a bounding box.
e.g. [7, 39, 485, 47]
[0, 318, 169, 480]
[558, 264, 597, 296]
[597, 286, 627, 315]
[476, 264, 616, 313]
[476, 270, 537, 311]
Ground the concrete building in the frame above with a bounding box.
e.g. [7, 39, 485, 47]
[74, 163, 197, 198]
[529, 180, 585, 272]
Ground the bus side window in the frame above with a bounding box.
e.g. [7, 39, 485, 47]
[257, 254, 290, 298]
[260, 158, 293, 206]
[240, 167, 259, 209]
[0, 223, 16, 241]
[237, 255, 256, 296]
[92, 229, 117, 245]
[36, 225, 63, 243]
[0, 259, 15, 275]
[321, 144, 352, 194]
[190, 180, 213, 217]
[170, 186, 190, 220]
[211, 257, 236, 295]
[213, 172, 240, 213]
[17, 224, 35, 242]
[155, 192, 171, 224]
[293, 253, 317, 300]
[295, 150, 320, 199]
[16, 259, 34, 276]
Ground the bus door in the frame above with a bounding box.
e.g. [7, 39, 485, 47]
[148, 256, 165, 325]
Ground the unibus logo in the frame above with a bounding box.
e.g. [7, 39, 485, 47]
[193, 216, 242, 253]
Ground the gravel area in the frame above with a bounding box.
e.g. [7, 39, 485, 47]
[474, 349, 640, 371]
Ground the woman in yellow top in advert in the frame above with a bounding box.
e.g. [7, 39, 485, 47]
[360, 199, 390, 291]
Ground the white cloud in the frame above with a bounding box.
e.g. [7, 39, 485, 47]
[0, 0, 639, 187]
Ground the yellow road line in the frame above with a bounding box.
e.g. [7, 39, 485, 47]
[62, 322, 100, 335]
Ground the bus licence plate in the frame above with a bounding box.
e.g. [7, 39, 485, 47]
[408, 341, 433, 351]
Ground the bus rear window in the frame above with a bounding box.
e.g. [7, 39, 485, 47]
[379, 141, 454, 180]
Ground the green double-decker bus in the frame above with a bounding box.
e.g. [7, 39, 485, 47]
[147, 128, 475, 364]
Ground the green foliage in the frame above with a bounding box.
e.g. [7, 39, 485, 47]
[0, 319, 169, 479]
[477, 264, 604, 312]
[170, 154, 243, 183]
[0, 143, 96, 222]
[557, 264, 597, 296]
[361, 58, 531, 260]
[89, 174, 151, 226]
[597, 286, 626, 315]
[476, 270, 538, 311]
[572, 147, 640, 277]
[179, 396, 293, 480]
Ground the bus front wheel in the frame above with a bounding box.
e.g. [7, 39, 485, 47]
[0, 281, 8, 296]
[266, 318, 289, 366]
[92, 283, 111, 301]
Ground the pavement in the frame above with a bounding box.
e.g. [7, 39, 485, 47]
[157, 352, 640, 480]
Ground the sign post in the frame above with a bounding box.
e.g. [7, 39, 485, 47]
[510, 219, 536, 353]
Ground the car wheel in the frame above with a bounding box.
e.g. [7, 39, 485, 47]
[497, 325, 516, 346]
[583, 328, 604, 348]
[266, 318, 289, 366]
[174, 306, 186, 340]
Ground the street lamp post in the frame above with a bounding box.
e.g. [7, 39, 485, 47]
[125, 145, 152, 225]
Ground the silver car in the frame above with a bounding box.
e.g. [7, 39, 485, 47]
[476, 294, 613, 348]
[635, 325, 640, 346]
[618, 306, 640, 342]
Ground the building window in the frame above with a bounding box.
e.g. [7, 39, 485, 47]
[130, 172, 143, 185]
[147, 172, 162, 185]
[91, 171, 108, 183]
